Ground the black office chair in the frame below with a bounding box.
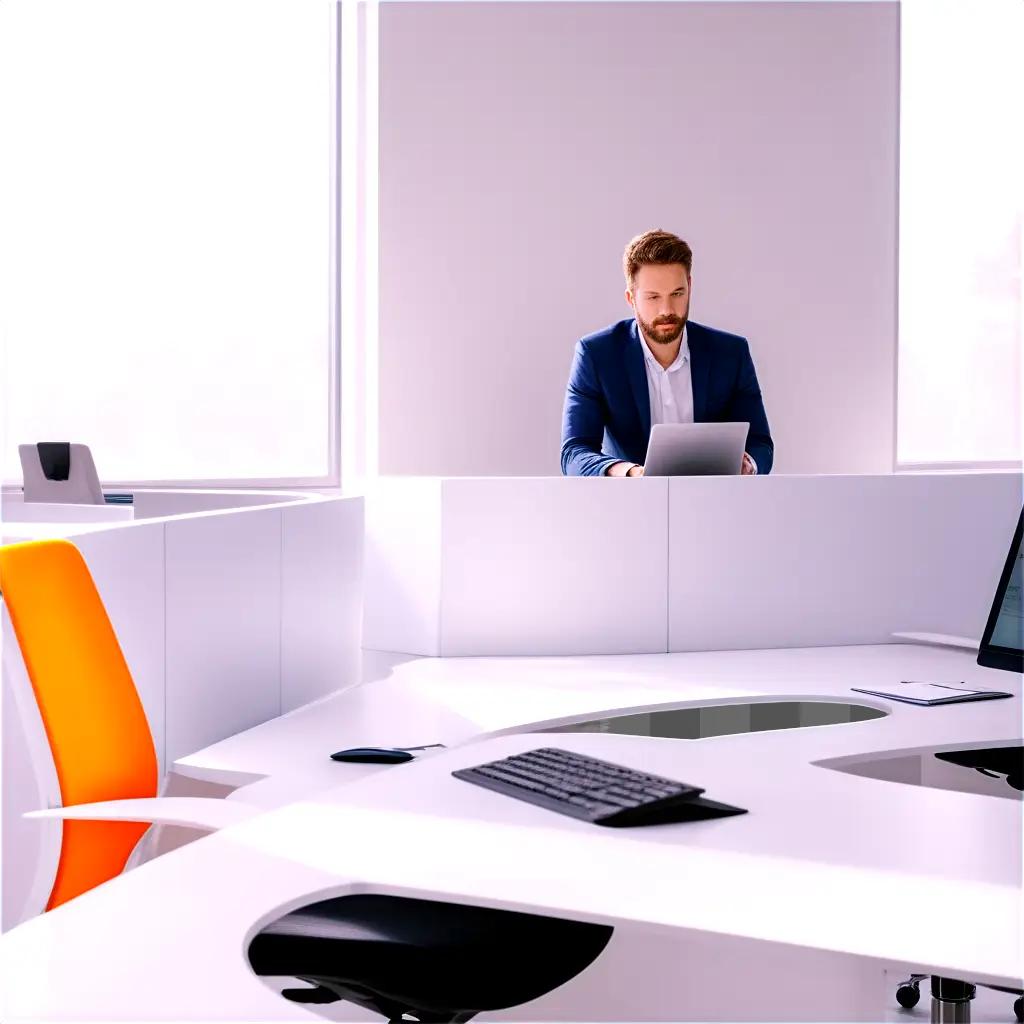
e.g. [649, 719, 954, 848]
[247, 893, 614, 1023]
[895, 976, 1023, 1022]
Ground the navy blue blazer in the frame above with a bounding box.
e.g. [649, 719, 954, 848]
[560, 318, 774, 477]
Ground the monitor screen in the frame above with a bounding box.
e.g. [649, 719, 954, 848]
[978, 507, 1024, 673]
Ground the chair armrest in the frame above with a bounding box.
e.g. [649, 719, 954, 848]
[24, 796, 259, 832]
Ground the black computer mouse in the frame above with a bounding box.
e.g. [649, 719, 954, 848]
[330, 746, 415, 764]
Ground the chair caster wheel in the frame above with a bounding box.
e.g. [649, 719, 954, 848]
[896, 983, 921, 1009]
[1013, 994, 1023, 1023]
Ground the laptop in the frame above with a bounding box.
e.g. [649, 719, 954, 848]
[642, 422, 750, 477]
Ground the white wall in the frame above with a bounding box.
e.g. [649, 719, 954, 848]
[377, 1, 900, 477]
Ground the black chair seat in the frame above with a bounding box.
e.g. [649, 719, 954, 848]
[247, 894, 613, 1023]
[935, 745, 1024, 791]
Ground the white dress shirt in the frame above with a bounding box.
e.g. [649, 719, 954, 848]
[630, 320, 756, 474]
[638, 321, 694, 426]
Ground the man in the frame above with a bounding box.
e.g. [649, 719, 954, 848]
[560, 230, 773, 477]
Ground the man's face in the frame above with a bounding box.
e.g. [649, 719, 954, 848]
[626, 263, 690, 347]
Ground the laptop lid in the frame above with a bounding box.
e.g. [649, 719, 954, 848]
[643, 422, 749, 477]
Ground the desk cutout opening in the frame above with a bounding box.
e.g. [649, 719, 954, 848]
[542, 700, 885, 741]
[818, 743, 1023, 801]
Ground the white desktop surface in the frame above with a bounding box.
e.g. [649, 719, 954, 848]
[177, 644, 1019, 798]
[1, 645, 1021, 1021]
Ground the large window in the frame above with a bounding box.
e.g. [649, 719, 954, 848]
[898, 0, 1023, 468]
[0, 0, 338, 485]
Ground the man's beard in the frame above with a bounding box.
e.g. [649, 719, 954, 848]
[638, 313, 686, 347]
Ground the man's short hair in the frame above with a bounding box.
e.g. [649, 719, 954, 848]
[623, 230, 693, 289]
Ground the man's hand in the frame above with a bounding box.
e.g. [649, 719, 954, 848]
[741, 453, 757, 475]
[606, 461, 644, 477]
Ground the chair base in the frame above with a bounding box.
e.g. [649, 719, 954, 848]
[895, 974, 1024, 1022]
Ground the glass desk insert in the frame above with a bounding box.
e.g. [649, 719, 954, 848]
[543, 701, 885, 740]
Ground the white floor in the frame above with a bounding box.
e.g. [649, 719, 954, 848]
[254, 967, 1021, 1023]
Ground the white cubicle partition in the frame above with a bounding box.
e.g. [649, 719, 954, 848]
[364, 473, 1022, 658]
[363, 477, 444, 655]
[2, 490, 364, 931]
[129, 489, 306, 518]
[442, 478, 669, 656]
[280, 496, 364, 714]
[365, 477, 668, 656]
[4, 493, 365, 769]
[0, 496, 133, 523]
[667, 472, 1023, 651]
[165, 508, 284, 761]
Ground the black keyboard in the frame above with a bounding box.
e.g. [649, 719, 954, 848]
[452, 747, 742, 828]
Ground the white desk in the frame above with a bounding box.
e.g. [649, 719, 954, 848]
[1, 644, 1019, 1022]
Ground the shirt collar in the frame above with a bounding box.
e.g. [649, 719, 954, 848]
[637, 321, 689, 373]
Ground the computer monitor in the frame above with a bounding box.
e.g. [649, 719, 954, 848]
[977, 506, 1024, 673]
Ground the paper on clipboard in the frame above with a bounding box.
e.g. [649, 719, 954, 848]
[851, 681, 1013, 706]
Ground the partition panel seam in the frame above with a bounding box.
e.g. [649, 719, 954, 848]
[891, 0, 902, 475]
[278, 511, 284, 717]
[664, 481, 670, 655]
[161, 523, 168, 779]
[437, 482, 445, 657]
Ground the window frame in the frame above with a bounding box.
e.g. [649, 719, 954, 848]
[1, 0, 350, 493]
[893, 0, 1024, 474]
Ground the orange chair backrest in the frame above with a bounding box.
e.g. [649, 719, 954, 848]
[0, 539, 157, 909]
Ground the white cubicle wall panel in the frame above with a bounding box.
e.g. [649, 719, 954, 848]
[281, 497, 364, 712]
[1, 495, 133, 523]
[164, 509, 282, 761]
[363, 478, 444, 656]
[889, 473, 1023, 639]
[667, 473, 1022, 652]
[71, 524, 167, 772]
[130, 490, 305, 519]
[440, 478, 669, 657]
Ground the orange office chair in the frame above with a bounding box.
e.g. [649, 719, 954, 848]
[0, 539, 254, 918]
